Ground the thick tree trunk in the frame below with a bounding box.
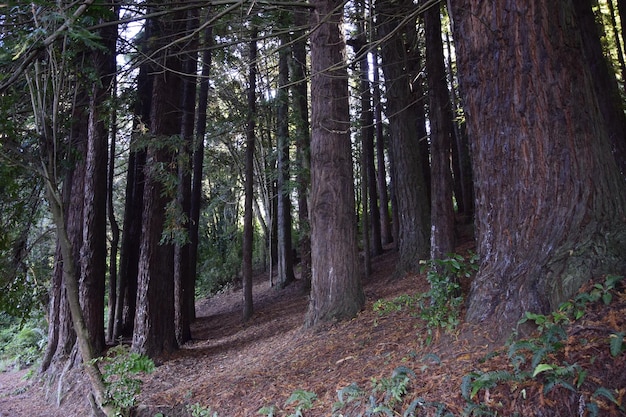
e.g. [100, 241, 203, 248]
[79, 78, 108, 357]
[450, 0, 626, 336]
[132, 4, 182, 357]
[242, 31, 257, 321]
[305, 0, 365, 327]
[377, 0, 431, 275]
[425, 4, 455, 260]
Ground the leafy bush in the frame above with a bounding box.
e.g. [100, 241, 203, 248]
[373, 252, 479, 344]
[0, 314, 47, 370]
[96, 344, 155, 416]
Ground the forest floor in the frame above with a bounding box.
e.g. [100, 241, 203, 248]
[0, 242, 625, 417]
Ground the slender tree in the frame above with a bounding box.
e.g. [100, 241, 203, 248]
[305, 0, 365, 327]
[242, 28, 258, 321]
[276, 21, 296, 289]
[174, 6, 199, 345]
[292, 7, 312, 288]
[449, 0, 626, 336]
[189, 13, 214, 322]
[424, 2, 455, 260]
[372, 52, 393, 246]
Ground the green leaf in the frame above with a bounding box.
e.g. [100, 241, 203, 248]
[592, 387, 619, 405]
[532, 363, 554, 377]
[610, 332, 624, 357]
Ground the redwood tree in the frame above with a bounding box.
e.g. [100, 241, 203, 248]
[377, 0, 431, 275]
[305, 0, 365, 326]
[424, 3, 455, 260]
[449, 0, 626, 336]
[132, 3, 182, 357]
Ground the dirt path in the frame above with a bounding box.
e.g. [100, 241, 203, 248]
[1, 245, 624, 416]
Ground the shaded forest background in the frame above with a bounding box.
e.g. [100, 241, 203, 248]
[0, 0, 626, 415]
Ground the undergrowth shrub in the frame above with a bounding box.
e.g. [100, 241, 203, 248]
[373, 252, 478, 344]
[0, 314, 47, 371]
[462, 274, 625, 417]
[95, 344, 155, 416]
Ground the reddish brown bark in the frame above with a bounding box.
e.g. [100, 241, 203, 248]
[450, 0, 626, 336]
[305, 0, 365, 326]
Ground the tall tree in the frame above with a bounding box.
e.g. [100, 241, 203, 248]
[292, 7, 312, 288]
[377, 0, 431, 275]
[132, 2, 182, 357]
[372, 52, 393, 246]
[424, 2, 455, 260]
[242, 29, 258, 321]
[449, 0, 626, 336]
[174, 6, 199, 345]
[351, 0, 383, 258]
[114, 64, 150, 340]
[276, 22, 296, 289]
[189, 13, 214, 322]
[305, 0, 365, 327]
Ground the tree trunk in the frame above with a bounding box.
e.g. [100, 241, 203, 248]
[45, 181, 114, 416]
[114, 47, 151, 341]
[41, 106, 85, 372]
[189, 16, 214, 322]
[132, 4, 182, 358]
[276, 27, 296, 289]
[424, 3, 455, 260]
[107, 76, 120, 343]
[377, 0, 431, 275]
[352, 9, 383, 257]
[305, 0, 365, 327]
[174, 7, 198, 345]
[292, 7, 312, 289]
[80, 13, 116, 353]
[242, 30, 258, 321]
[372, 53, 393, 246]
[574, 0, 626, 179]
[449, 0, 626, 337]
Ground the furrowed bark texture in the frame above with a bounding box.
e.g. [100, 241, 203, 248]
[450, 1, 626, 334]
[305, 0, 365, 327]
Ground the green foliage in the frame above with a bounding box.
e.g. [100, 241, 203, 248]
[330, 366, 452, 416]
[187, 402, 219, 417]
[96, 345, 155, 416]
[609, 332, 625, 357]
[462, 274, 625, 415]
[373, 252, 479, 344]
[284, 389, 317, 417]
[0, 315, 47, 370]
[257, 389, 317, 417]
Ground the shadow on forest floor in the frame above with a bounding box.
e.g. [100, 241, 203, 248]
[0, 241, 625, 417]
